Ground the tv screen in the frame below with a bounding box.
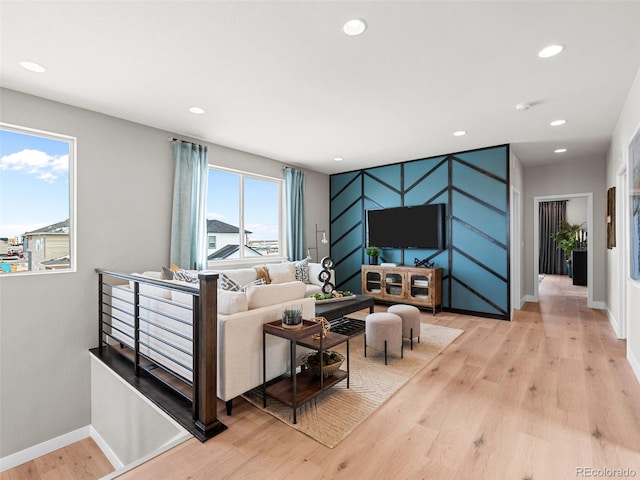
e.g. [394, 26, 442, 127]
[367, 204, 446, 249]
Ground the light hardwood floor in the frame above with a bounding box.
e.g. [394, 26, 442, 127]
[4, 274, 640, 479]
[0, 437, 113, 480]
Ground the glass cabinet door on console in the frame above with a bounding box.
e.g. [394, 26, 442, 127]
[361, 265, 443, 315]
[363, 271, 382, 294]
[384, 272, 405, 300]
[408, 273, 431, 303]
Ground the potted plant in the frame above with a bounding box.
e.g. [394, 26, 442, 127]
[282, 306, 302, 329]
[366, 246, 381, 265]
[550, 221, 584, 277]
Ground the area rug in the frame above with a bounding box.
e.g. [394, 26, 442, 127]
[242, 322, 463, 448]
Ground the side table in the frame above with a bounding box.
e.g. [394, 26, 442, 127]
[262, 319, 347, 424]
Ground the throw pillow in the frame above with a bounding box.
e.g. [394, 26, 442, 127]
[219, 273, 242, 292]
[219, 274, 265, 292]
[254, 265, 271, 284]
[294, 256, 311, 284]
[173, 269, 199, 284]
[243, 277, 266, 289]
[161, 266, 174, 280]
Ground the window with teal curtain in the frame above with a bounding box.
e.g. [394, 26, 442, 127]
[170, 141, 208, 270]
[284, 167, 305, 261]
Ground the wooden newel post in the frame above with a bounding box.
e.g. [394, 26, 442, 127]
[194, 272, 227, 439]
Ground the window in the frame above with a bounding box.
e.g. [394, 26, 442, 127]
[207, 167, 282, 263]
[0, 123, 76, 275]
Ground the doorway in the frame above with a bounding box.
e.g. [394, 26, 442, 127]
[533, 192, 594, 307]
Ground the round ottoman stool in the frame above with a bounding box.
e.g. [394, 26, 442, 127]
[388, 304, 421, 350]
[364, 312, 403, 365]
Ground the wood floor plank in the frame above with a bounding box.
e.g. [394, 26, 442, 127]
[5, 274, 640, 480]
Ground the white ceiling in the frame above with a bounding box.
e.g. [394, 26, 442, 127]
[2, 1, 640, 175]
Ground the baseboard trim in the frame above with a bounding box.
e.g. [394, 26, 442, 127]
[524, 294, 538, 303]
[588, 300, 606, 310]
[89, 425, 124, 471]
[0, 426, 91, 472]
[628, 348, 640, 385]
[98, 431, 192, 480]
[605, 306, 624, 339]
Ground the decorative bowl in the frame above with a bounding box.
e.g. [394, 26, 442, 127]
[303, 351, 345, 378]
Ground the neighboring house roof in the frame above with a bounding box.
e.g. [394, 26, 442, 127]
[207, 219, 252, 235]
[207, 244, 262, 260]
[24, 219, 70, 236]
[41, 255, 70, 267]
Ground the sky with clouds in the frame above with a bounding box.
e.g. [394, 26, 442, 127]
[0, 128, 71, 239]
[0, 128, 279, 242]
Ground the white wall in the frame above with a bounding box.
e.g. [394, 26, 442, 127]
[605, 67, 640, 380]
[566, 197, 588, 229]
[91, 358, 188, 469]
[510, 149, 525, 311]
[523, 155, 606, 303]
[0, 88, 330, 460]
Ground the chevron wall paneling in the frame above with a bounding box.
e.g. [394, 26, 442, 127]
[330, 171, 365, 293]
[329, 144, 510, 320]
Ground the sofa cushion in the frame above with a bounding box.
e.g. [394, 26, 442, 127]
[217, 289, 249, 315]
[305, 284, 323, 296]
[169, 281, 248, 315]
[267, 262, 296, 284]
[213, 268, 258, 287]
[130, 272, 172, 299]
[246, 280, 306, 309]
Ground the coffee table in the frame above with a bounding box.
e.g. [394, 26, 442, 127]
[313, 294, 374, 338]
[314, 294, 375, 321]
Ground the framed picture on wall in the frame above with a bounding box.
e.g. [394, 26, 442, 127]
[631, 129, 640, 280]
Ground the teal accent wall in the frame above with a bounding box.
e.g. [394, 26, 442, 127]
[330, 145, 510, 320]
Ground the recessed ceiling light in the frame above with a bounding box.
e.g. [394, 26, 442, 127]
[538, 44, 564, 58]
[334, 157, 344, 162]
[453, 130, 466, 137]
[550, 119, 567, 126]
[188, 106, 205, 114]
[554, 148, 567, 153]
[515, 103, 531, 111]
[343, 19, 367, 36]
[19, 61, 46, 73]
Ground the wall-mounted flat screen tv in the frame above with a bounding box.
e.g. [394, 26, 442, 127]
[367, 204, 446, 249]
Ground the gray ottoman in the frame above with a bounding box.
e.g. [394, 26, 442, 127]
[364, 312, 403, 365]
[388, 304, 421, 350]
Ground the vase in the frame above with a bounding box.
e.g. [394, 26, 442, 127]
[368, 255, 378, 265]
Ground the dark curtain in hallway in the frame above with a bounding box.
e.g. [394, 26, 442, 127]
[540, 200, 567, 274]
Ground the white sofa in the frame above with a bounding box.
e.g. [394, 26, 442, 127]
[107, 261, 334, 415]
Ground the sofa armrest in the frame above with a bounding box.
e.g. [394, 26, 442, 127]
[308, 262, 335, 287]
[216, 296, 316, 401]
